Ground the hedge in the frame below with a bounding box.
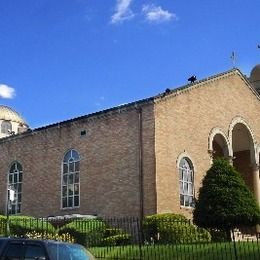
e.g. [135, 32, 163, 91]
[143, 213, 211, 244]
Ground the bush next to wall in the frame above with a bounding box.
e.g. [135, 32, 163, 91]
[193, 158, 260, 240]
[0, 216, 6, 235]
[143, 213, 211, 244]
[101, 228, 131, 246]
[58, 218, 132, 247]
[58, 218, 107, 246]
[9, 216, 56, 237]
[0, 215, 56, 237]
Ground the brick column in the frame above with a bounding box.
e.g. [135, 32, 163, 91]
[252, 164, 260, 206]
[252, 164, 260, 234]
[227, 155, 234, 166]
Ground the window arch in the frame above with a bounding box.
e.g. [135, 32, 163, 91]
[62, 149, 80, 208]
[1, 121, 12, 134]
[8, 162, 23, 214]
[178, 157, 194, 207]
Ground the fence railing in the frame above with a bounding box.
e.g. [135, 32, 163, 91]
[0, 216, 259, 259]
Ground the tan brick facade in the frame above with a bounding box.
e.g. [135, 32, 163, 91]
[154, 70, 260, 218]
[0, 69, 259, 218]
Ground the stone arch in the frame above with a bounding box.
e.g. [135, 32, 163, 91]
[208, 127, 231, 160]
[228, 116, 257, 164]
[228, 116, 258, 197]
[176, 152, 196, 173]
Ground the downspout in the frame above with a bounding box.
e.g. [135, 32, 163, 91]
[137, 106, 144, 220]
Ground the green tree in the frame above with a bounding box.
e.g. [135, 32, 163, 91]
[193, 158, 260, 238]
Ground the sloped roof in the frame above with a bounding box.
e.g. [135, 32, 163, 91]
[154, 68, 259, 102]
[34, 68, 260, 131]
[1, 67, 258, 140]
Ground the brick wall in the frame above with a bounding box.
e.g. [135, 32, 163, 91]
[154, 71, 260, 218]
[0, 70, 259, 219]
[0, 103, 156, 218]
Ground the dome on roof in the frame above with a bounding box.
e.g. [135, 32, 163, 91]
[250, 64, 260, 82]
[0, 105, 27, 125]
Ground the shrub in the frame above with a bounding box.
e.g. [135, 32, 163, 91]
[143, 213, 211, 244]
[8, 216, 56, 237]
[58, 218, 107, 246]
[0, 216, 6, 235]
[25, 230, 75, 243]
[193, 158, 260, 232]
[101, 233, 131, 246]
[101, 228, 131, 246]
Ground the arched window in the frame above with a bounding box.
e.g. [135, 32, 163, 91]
[62, 149, 80, 208]
[8, 162, 23, 214]
[1, 120, 12, 134]
[178, 158, 194, 207]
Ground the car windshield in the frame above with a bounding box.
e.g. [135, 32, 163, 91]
[48, 243, 92, 260]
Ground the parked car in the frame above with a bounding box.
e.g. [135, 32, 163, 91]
[0, 237, 95, 260]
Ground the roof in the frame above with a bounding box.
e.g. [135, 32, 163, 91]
[154, 68, 258, 101]
[1, 67, 257, 141]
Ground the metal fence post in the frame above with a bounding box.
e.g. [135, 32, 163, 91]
[137, 218, 143, 259]
[232, 229, 238, 260]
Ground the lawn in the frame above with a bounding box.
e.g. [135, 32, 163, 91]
[90, 242, 260, 259]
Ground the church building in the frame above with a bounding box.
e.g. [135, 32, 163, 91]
[0, 65, 260, 218]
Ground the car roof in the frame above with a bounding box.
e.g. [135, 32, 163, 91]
[0, 237, 78, 246]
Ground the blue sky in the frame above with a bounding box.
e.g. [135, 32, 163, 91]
[0, 0, 259, 128]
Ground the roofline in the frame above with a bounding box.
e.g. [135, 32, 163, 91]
[1, 67, 258, 142]
[153, 68, 260, 102]
[32, 68, 259, 131]
[32, 96, 155, 133]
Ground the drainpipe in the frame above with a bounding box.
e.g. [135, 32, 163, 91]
[137, 107, 144, 220]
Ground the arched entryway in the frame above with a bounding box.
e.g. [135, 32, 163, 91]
[208, 128, 231, 161]
[213, 134, 229, 159]
[229, 118, 260, 204]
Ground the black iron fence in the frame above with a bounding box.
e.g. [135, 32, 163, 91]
[0, 216, 259, 259]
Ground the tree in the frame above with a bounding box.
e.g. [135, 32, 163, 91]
[193, 158, 260, 237]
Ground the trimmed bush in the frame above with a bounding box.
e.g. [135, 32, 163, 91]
[58, 218, 107, 246]
[0, 216, 6, 235]
[8, 216, 56, 237]
[143, 213, 211, 244]
[101, 233, 131, 246]
[193, 158, 260, 231]
[101, 228, 131, 246]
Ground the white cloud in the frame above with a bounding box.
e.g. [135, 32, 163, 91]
[111, 0, 134, 24]
[0, 84, 15, 99]
[142, 4, 177, 23]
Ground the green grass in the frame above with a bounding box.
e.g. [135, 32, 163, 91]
[90, 242, 260, 259]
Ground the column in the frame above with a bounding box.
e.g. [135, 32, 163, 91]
[252, 164, 260, 205]
[227, 155, 234, 166]
[252, 164, 260, 234]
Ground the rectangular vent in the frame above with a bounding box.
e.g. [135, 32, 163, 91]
[80, 130, 86, 136]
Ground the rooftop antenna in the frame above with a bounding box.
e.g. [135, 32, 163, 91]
[230, 51, 236, 68]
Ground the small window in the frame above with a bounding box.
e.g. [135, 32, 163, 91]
[1, 120, 12, 134]
[178, 158, 194, 208]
